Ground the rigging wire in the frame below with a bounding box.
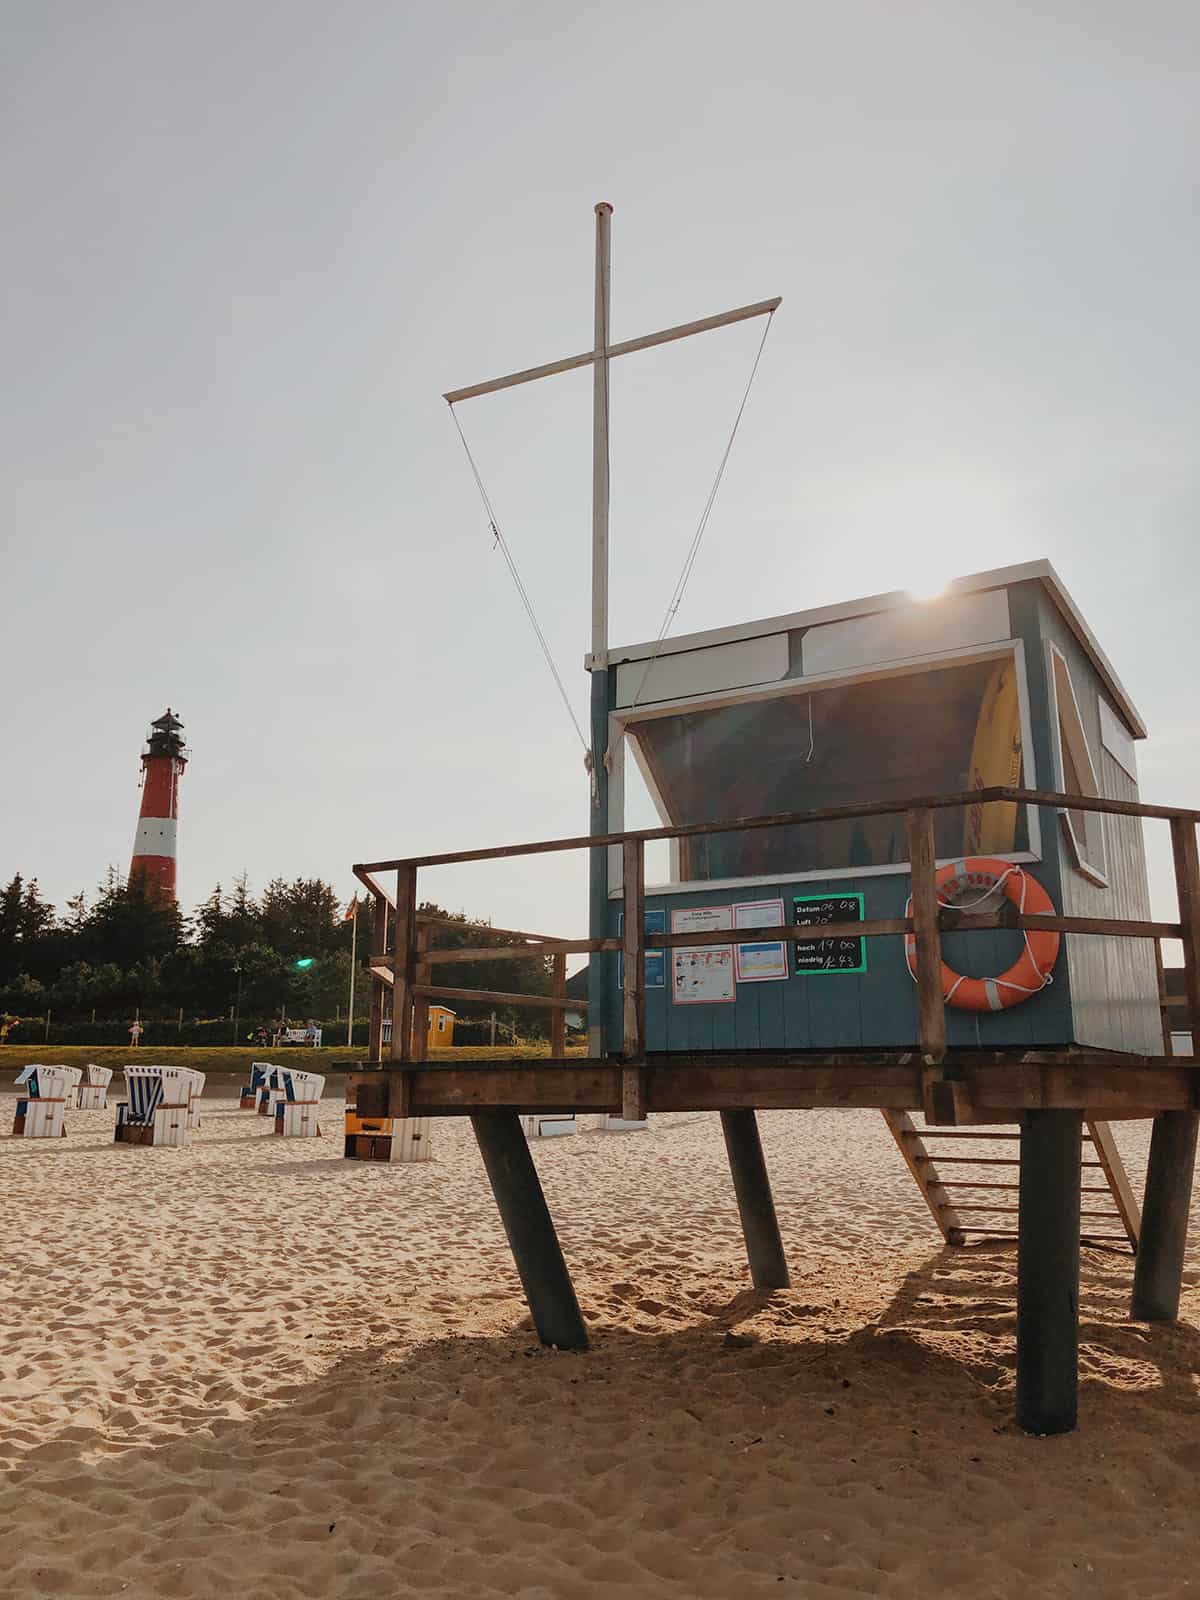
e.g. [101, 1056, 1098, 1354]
[628, 308, 776, 712]
[447, 403, 590, 755]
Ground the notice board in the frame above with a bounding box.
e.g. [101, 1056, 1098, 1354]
[792, 892, 867, 975]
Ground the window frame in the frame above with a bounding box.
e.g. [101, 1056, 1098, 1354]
[1045, 642, 1108, 888]
[607, 637, 1041, 897]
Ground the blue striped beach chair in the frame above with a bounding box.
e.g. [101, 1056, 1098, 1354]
[240, 1061, 275, 1110]
[274, 1069, 325, 1138]
[12, 1064, 78, 1137]
[115, 1066, 191, 1147]
[257, 1065, 288, 1117]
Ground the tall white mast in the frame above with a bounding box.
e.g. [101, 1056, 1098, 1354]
[444, 203, 779, 1056]
[591, 202, 612, 664]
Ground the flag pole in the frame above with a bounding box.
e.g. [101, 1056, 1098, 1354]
[346, 901, 358, 1047]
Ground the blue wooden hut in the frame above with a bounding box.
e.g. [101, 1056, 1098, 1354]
[599, 560, 1157, 1056]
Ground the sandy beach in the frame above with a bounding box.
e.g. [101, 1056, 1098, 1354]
[1, 1095, 1198, 1599]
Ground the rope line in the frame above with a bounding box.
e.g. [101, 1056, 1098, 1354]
[447, 405, 590, 754]
[628, 308, 776, 711]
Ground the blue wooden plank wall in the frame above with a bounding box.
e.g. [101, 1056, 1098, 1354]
[605, 869, 1076, 1052]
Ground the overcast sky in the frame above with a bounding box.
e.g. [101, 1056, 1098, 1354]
[3, 0, 1197, 939]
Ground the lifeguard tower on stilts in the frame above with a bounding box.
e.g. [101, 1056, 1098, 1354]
[351, 205, 1200, 1437]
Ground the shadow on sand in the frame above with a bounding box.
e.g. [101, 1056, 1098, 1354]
[4, 1246, 1200, 1597]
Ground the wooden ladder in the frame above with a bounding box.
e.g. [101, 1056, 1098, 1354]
[881, 1111, 1141, 1251]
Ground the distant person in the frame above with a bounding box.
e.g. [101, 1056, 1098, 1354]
[252, 1025, 270, 1048]
[304, 1019, 319, 1046]
[129, 1019, 143, 1048]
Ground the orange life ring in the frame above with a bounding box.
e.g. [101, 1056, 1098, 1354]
[905, 857, 1060, 1013]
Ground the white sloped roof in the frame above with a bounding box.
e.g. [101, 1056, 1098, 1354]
[597, 559, 1145, 738]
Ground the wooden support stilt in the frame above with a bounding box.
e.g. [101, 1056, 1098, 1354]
[1016, 1110, 1081, 1436]
[1154, 938, 1175, 1057]
[368, 893, 387, 1063]
[389, 865, 417, 1066]
[471, 1111, 589, 1350]
[906, 807, 947, 1121]
[410, 925, 431, 1063]
[1131, 1111, 1198, 1320]
[550, 953, 566, 1060]
[720, 1109, 790, 1289]
[1133, 817, 1200, 1319]
[621, 838, 648, 1121]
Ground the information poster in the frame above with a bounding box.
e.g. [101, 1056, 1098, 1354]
[793, 893, 867, 975]
[617, 908, 667, 990]
[733, 898, 788, 982]
[670, 906, 735, 1004]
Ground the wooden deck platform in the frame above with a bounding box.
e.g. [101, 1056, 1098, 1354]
[349, 1047, 1198, 1122]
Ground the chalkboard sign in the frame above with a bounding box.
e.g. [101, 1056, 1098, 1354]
[793, 893, 867, 975]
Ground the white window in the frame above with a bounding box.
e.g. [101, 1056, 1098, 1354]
[437, 1015, 446, 1032]
[1047, 644, 1107, 886]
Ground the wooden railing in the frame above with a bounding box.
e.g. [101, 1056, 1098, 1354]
[354, 785, 1200, 1086]
[361, 907, 580, 1065]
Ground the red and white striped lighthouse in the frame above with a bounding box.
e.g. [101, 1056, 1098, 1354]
[129, 709, 188, 901]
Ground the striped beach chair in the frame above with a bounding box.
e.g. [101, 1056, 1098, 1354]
[12, 1064, 79, 1138]
[256, 1065, 288, 1118]
[114, 1066, 191, 1147]
[239, 1061, 275, 1110]
[77, 1064, 114, 1110]
[273, 1068, 324, 1138]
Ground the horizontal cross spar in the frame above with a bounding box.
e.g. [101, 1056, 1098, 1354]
[443, 296, 782, 405]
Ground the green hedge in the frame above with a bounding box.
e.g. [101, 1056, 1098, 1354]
[1, 1018, 371, 1048]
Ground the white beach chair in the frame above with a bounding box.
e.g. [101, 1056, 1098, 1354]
[273, 1068, 324, 1138]
[521, 1114, 578, 1138]
[114, 1065, 191, 1148]
[12, 1064, 79, 1138]
[76, 1064, 114, 1110]
[59, 1065, 83, 1104]
[180, 1068, 206, 1131]
[343, 1107, 433, 1163]
[239, 1061, 274, 1110]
